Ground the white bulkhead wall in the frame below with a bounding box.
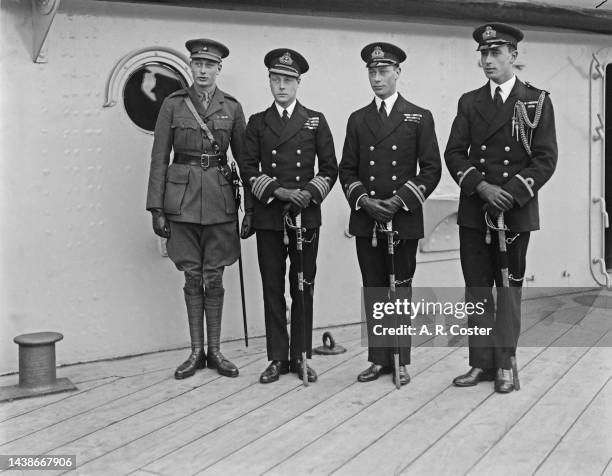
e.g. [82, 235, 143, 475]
[0, 0, 608, 372]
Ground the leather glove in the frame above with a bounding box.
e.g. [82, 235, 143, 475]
[359, 197, 394, 223]
[475, 182, 514, 211]
[240, 212, 255, 239]
[151, 209, 170, 238]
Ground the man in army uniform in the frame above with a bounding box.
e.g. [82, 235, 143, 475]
[339, 43, 441, 386]
[147, 39, 251, 380]
[239, 49, 338, 384]
[445, 24, 557, 393]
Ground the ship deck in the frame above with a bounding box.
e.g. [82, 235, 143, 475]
[1, 290, 612, 476]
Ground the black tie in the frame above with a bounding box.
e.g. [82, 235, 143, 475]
[379, 100, 387, 120]
[282, 109, 289, 126]
[493, 86, 503, 109]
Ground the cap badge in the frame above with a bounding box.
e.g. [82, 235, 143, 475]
[482, 26, 496, 40]
[372, 46, 384, 59]
[279, 52, 293, 65]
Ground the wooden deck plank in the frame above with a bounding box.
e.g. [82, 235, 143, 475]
[66, 344, 365, 475]
[0, 368, 173, 447]
[0, 328, 353, 447]
[534, 378, 612, 476]
[0, 336, 264, 423]
[340, 345, 587, 476]
[191, 348, 457, 475]
[0, 377, 117, 423]
[261, 349, 467, 476]
[390, 312, 612, 476]
[466, 349, 612, 475]
[262, 305, 595, 476]
[143, 350, 371, 475]
[2, 352, 263, 458]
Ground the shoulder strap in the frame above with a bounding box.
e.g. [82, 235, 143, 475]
[184, 96, 220, 154]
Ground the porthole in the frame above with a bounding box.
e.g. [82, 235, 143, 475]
[123, 62, 186, 132]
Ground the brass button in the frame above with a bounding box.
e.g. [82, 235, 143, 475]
[392, 145, 397, 151]
[272, 176, 277, 180]
[296, 176, 300, 181]
[297, 149, 302, 155]
[391, 161, 397, 166]
[271, 163, 277, 168]
[503, 160, 509, 165]
[392, 189, 396, 194]
[503, 172, 509, 178]
[480, 158, 485, 163]
[481, 145, 487, 151]
[391, 175, 397, 181]
[272, 150, 277, 155]
[297, 162, 301, 167]
[369, 176, 375, 181]
[504, 146, 510, 152]
[481, 172, 486, 176]
[370, 160, 375, 166]
[369, 145, 375, 151]
[370, 190, 376, 196]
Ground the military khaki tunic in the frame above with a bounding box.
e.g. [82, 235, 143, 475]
[146, 85, 246, 225]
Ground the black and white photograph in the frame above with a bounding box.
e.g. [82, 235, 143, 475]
[1, 0, 611, 474]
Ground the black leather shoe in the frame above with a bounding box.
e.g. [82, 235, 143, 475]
[207, 350, 239, 378]
[290, 359, 318, 383]
[494, 368, 514, 393]
[452, 367, 495, 387]
[358, 364, 385, 382]
[259, 360, 290, 384]
[174, 348, 206, 380]
[392, 365, 411, 386]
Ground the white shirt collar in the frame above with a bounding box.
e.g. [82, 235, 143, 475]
[374, 91, 399, 116]
[275, 100, 297, 118]
[489, 75, 516, 103]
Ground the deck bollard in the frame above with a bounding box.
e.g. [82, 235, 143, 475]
[0, 332, 77, 402]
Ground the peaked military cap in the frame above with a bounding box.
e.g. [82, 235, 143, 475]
[264, 49, 309, 78]
[473, 23, 524, 51]
[361, 42, 406, 68]
[185, 38, 229, 63]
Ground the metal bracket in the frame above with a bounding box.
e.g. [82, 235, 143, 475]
[591, 53, 605, 80]
[592, 113, 605, 141]
[592, 196, 610, 228]
[31, 0, 61, 63]
[592, 258, 611, 288]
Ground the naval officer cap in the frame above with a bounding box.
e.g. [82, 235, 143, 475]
[473, 23, 524, 51]
[264, 49, 309, 78]
[361, 42, 406, 68]
[185, 38, 229, 63]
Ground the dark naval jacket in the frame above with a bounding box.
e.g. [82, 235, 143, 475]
[146, 85, 248, 225]
[239, 101, 338, 231]
[339, 94, 442, 239]
[445, 78, 558, 232]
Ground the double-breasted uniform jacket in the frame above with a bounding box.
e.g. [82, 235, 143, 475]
[239, 101, 338, 230]
[339, 94, 442, 239]
[445, 79, 557, 232]
[146, 85, 249, 225]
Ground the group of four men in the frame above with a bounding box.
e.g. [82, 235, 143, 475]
[146, 22, 557, 394]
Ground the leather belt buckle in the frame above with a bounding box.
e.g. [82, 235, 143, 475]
[200, 154, 211, 169]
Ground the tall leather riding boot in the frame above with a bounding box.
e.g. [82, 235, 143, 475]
[174, 287, 206, 380]
[205, 288, 239, 377]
